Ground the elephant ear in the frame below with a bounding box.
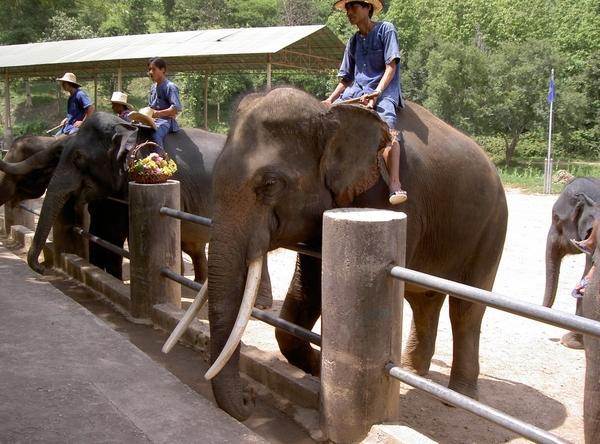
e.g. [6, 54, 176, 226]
[320, 104, 392, 206]
[110, 122, 139, 173]
[576, 193, 600, 237]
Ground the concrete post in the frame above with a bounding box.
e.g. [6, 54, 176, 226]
[320, 208, 406, 443]
[3, 127, 12, 153]
[3, 200, 35, 234]
[129, 180, 181, 319]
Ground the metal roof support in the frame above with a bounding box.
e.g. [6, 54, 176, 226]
[118, 61, 122, 92]
[93, 70, 98, 108]
[266, 54, 272, 89]
[4, 73, 10, 128]
[203, 69, 208, 130]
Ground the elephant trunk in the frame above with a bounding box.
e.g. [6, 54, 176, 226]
[0, 140, 64, 176]
[27, 169, 78, 274]
[543, 232, 563, 308]
[207, 237, 258, 421]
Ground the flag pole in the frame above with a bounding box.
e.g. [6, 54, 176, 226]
[544, 69, 555, 194]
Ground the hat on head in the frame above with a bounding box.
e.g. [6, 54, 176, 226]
[333, 0, 384, 15]
[128, 107, 157, 130]
[109, 92, 133, 110]
[55, 72, 81, 87]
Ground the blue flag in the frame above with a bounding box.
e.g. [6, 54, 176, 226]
[548, 78, 555, 104]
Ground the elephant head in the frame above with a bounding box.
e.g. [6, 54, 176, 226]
[206, 88, 393, 420]
[0, 135, 71, 207]
[27, 113, 138, 274]
[543, 177, 600, 308]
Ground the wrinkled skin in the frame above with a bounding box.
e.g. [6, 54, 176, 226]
[0, 135, 68, 207]
[583, 228, 600, 444]
[0, 134, 127, 279]
[207, 88, 508, 421]
[25, 112, 273, 306]
[543, 177, 600, 348]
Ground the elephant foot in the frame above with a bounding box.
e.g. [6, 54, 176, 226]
[560, 331, 584, 349]
[254, 291, 273, 310]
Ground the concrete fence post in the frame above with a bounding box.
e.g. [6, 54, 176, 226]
[3, 200, 35, 234]
[320, 208, 406, 443]
[129, 180, 181, 319]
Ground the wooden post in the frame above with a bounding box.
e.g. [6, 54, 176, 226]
[128, 180, 181, 319]
[320, 208, 406, 443]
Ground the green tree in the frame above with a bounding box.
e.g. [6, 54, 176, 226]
[41, 11, 96, 41]
[422, 40, 489, 134]
[483, 39, 563, 165]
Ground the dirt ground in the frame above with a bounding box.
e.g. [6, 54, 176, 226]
[240, 187, 587, 443]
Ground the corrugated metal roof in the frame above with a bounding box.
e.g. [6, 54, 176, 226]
[0, 25, 345, 79]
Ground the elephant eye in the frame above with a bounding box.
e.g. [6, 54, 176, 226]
[256, 173, 285, 201]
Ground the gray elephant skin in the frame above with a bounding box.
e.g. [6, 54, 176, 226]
[543, 177, 600, 348]
[206, 87, 509, 421]
[583, 229, 600, 444]
[0, 134, 127, 279]
[25, 112, 226, 286]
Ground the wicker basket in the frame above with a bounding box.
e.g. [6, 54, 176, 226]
[128, 141, 174, 184]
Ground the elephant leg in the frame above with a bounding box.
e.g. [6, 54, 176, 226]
[182, 241, 208, 283]
[561, 297, 585, 349]
[402, 290, 446, 376]
[447, 297, 486, 399]
[275, 253, 321, 376]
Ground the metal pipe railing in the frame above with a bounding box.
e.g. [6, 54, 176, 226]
[386, 364, 570, 444]
[72, 227, 130, 259]
[17, 202, 40, 216]
[388, 264, 600, 339]
[159, 207, 211, 227]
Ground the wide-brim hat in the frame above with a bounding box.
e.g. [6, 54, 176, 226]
[55, 72, 81, 87]
[128, 107, 157, 130]
[334, 0, 384, 15]
[108, 91, 133, 110]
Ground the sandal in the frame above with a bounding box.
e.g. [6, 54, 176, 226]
[572, 277, 588, 298]
[571, 239, 593, 255]
[389, 189, 408, 205]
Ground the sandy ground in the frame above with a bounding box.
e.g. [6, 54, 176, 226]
[239, 188, 587, 443]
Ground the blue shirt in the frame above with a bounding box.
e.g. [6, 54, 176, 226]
[148, 78, 182, 132]
[63, 89, 93, 134]
[338, 21, 404, 108]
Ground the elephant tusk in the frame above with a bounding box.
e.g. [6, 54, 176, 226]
[205, 255, 263, 380]
[162, 281, 209, 354]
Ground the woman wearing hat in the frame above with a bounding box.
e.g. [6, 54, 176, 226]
[55, 72, 95, 135]
[323, 1, 407, 205]
[109, 91, 133, 122]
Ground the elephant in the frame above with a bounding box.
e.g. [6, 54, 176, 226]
[23, 112, 273, 307]
[0, 134, 128, 279]
[543, 177, 600, 348]
[205, 87, 508, 421]
[0, 135, 70, 206]
[582, 229, 600, 444]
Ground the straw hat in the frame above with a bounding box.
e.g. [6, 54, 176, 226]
[128, 107, 157, 130]
[333, 0, 384, 15]
[55, 72, 81, 87]
[109, 92, 133, 110]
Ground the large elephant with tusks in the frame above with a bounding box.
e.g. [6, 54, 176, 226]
[205, 88, 508, 421]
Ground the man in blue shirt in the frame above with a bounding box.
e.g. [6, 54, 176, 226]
[324, 0, 407, 204]
[55, 72, 95, 136]
[146, 57, 182, 147]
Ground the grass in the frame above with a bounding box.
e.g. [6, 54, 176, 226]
[495, 158, 600, 194]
